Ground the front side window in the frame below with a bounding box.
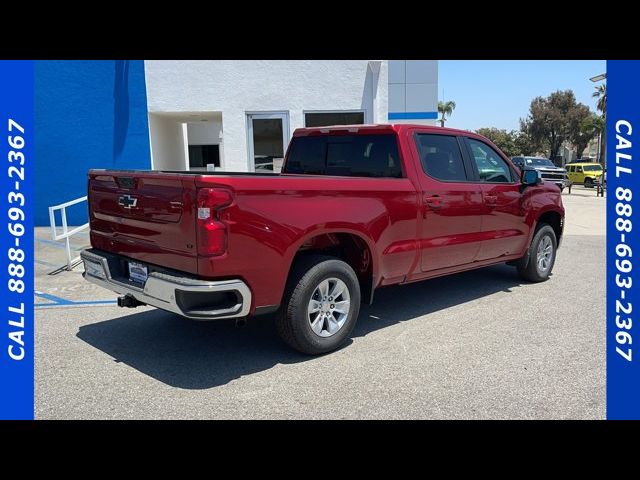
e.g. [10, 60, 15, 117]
[416, 134, 467, 182]
[468, 139, 513, 183]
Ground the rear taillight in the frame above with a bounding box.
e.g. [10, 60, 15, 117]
[196, 188, 233, 256]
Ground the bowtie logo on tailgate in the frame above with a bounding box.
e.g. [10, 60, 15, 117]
[118, 194, 138, 209]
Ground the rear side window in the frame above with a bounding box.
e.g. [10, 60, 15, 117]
[285, 136, 326, 174]
[284, 134, 402, 178]
[415, 134, 467, 182]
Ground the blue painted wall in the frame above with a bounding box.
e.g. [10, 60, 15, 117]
[35, 60, 151, 225]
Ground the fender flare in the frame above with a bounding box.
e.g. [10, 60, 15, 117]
[282, 226, 379, 298]
[525, 206, 564, 247]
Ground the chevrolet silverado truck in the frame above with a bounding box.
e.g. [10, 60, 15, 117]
[511, 156, 570, 192]
[81, 124, 564, 355]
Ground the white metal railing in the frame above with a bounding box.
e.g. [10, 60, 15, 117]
[48, 196, 89, 271]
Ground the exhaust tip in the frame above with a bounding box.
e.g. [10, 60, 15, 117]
[235, 318, 247, 328]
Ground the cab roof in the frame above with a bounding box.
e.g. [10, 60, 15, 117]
[292, 124, 477, 137]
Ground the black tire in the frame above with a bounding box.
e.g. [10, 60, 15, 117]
[584, 177, 593, 188]
[516, 224, 557, 282]
[276, 254, 361, 355]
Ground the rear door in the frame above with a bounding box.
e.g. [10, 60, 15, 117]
[463, 137, 528, 261]
[88, 171, 199, 273]
[411, 131, 484, 272]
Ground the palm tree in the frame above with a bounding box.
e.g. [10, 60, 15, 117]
[593, 84, 606, 114]
[575, 114, 604, 160]
[590, 114, 605, 134]
[592, 84, 606, 166]
[438, 101, 456, 127]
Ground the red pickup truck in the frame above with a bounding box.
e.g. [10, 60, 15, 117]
[81, 124, 564, 354]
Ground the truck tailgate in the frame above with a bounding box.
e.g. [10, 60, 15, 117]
[88, 170, 199, 274]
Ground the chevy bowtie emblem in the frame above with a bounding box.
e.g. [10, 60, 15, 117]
[118, 194, 138, 209]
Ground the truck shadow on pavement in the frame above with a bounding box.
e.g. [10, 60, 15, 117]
[77, 263, 529, 389]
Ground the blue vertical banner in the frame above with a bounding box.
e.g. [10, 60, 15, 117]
[607, 60, 640, 419]
[0, 61, 34, 419]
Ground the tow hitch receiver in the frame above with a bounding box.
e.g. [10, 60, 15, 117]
[117, 294, 146, 308]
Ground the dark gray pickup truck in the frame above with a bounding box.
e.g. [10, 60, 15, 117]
[511, 156, 569, 192]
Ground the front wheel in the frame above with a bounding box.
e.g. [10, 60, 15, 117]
[584, 177, 594, 188]
[516, 224, 557, 282]
[276, 255, 361, 355]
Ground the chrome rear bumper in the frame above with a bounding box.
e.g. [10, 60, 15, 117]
[80, 249, 251, 320]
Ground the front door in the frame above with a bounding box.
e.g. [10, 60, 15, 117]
[412, 132, 484, 272]
[568, 164, 584, 184]
[247, 112, 289, 173]
[463, 137, 528, 260]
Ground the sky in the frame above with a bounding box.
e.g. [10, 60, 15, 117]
[438, 60, 606, 132]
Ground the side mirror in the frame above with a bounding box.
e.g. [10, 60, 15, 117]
[521, 168, 542, 187]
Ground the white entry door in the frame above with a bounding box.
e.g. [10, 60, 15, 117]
[246, 112, 289, 173]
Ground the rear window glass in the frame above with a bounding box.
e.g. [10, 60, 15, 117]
[284, 134, 403, 178]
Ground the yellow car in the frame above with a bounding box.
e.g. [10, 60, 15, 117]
[566, 162, 603, 187]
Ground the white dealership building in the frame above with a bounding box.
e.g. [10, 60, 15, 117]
[144, 60, 438, 173]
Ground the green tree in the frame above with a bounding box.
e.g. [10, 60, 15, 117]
[568, 105, 594, 160]
[587, 114, 606, 166]
[513, 125, 542, 156]
[522, 90, 589, 161]
[475, 128, 516, 157]
[438, 100, 456, 127]
[588, 114, 605, 135]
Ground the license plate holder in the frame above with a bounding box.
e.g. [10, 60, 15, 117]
[128, 261, 148, 284]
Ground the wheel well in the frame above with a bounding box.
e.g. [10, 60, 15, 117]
[291, 233, 374, 304]
[538, 211, 563, 243]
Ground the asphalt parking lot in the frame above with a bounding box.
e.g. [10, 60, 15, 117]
[35, 186, 605, 419]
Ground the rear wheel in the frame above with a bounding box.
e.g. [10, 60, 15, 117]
[516, 224, 557, 282]
[276, 255, 360, 355]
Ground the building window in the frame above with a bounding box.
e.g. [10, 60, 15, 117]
[188, 145, 220, 170]
[304, 111, 365, 128]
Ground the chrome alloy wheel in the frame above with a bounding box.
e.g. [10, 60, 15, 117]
[307, 277, 351, 338]
[536, 235, 553, 273]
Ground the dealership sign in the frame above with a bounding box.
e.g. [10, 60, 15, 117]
[0, 60, 34, 420]
[607, 60, 639, 419]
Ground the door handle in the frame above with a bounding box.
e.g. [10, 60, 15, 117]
[424, 195, 444, 209]
[485, 195, 497, 206]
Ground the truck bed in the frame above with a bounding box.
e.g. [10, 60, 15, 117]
[88, 168, 419, 310]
